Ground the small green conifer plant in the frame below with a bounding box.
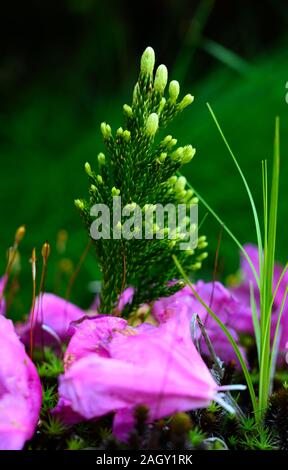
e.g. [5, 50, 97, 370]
[75, 47, 207, 314]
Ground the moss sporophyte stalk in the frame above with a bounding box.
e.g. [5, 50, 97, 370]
[75, 46, 206, 314]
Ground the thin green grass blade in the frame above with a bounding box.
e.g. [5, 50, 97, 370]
[262, 161, 268, 251]
[259, 287, 288, 407]
[201, 38, 251, 75]
[206, 103, 263, 280]
[173, 254, 258, 416]
[198, 212, 209, 231]
[250, 282, 260, 363]
[266, 117, 280, 309]
[258, 318, 271, 417]
[261, 160, 268, 329]
[258, 118, 280, 416]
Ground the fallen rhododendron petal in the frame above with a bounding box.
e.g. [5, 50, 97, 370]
[0, 316, 42, 450]
[232, 244, 288, 355]
[152, 281, 248, 367]
[54, 313, 244, 440]
[18, 293, 87, 347]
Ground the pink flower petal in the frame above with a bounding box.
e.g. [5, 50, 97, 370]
[0, 316, 41, 450]
[55, 313, 219, 438]
[18, 293, 86, 347]
[152, 281, 246, 367]
[64, 315, 128, 369]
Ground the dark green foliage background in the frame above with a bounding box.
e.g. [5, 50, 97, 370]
[0, 0, 287, 316]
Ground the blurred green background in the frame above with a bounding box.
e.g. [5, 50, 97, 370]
[1, 0, 288, 316]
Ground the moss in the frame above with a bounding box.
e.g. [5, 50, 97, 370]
[265, 387, 288, 450]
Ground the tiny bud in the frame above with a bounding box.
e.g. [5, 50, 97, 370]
[123, 130, 131, 142]
[140, 46, 155, 76]
[171, 147, 184, 161]
[185, 189, 194, 201]
[90, 184, 97, 193]
[84, 162, 92, 177]
[159, 152, 167, 163]
[116, 127, 123, 137]
[123, 104, 133, 117]
[96, 175, 103, 184]
[100, 122, 112, 140]
[168, 175, 177, 185]
[169, 138, 178, 148]
[41, 242, 51, 261]
[74, 199, 85, 211]
[15, 225, 26, 244]
[162, 135, 172, 145]
[182, 145, 196, 164]
[97, 152, 106, 165]
[154, 64, 168, 94]
[169, 80, 180, 102]
[197, 252, 208, 261]
[179, 94, 194, 110]
[177, 190, 187, 200]
[174, 176, 187, 191]
[146, 113, 159, 136]
[190, 197, 199, 204]
[111, 187, 120, 196]
[198, 240, 208, 249]
[191, 262, 202, 271]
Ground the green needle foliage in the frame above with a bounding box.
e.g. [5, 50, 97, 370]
[37, 348, 64, 379]
[41, 415, 68, 437]
[75, 47, 207, 313]
[188, 427, 207, 448]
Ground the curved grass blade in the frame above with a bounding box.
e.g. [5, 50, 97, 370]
[206, 103, 263, 283]
[250, 282, 260, 364]
[266, 117, 280, 314]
